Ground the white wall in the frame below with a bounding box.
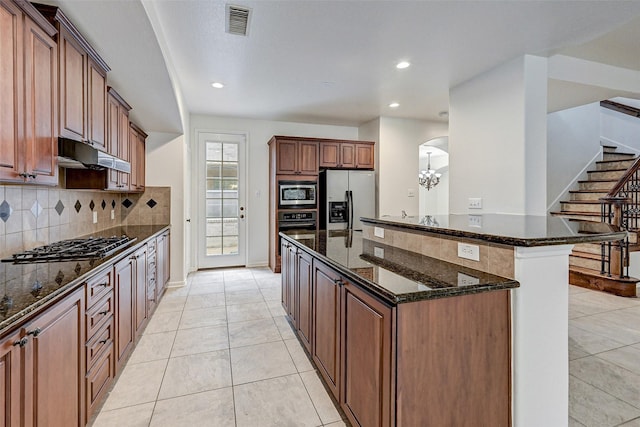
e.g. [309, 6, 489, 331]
[449, 55, 547, 215]
[601, 106, 640, 152]
[146, 132, 188, 285]
[358, 118, 381, 216]
[189, 115, 358, 268]
[546, 103, 601, 212]
[375, 117, 448, 217]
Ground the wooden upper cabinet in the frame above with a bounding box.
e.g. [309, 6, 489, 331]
[106, 88, 131, 191]
[34, 3, 110, 148]
[129, 122, 147, 192]
[319, 141, 375, 170]
[272, 137, 319, 175]
[0, 0, 58, 185]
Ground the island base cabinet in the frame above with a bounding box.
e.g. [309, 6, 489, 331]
[395, 291, 511, 427]
[341, 282, 392, 427]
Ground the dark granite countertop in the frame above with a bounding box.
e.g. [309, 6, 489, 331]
[362, 214, 627, 247]
[0, 224, 169, 337]
[280, 230, 519, 305]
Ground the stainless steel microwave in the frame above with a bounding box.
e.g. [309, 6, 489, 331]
[279, 181, 317, 207]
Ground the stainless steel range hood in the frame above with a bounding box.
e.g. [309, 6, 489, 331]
[57, 138, 131, 173]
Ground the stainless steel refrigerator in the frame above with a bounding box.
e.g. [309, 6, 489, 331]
[320, 170, 375, 231]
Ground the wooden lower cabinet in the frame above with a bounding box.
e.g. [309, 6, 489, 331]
[341, 281, 392, 427]
[132, 246, 148, 339]
[114, 256, 135, 371]
[311, 260, 341, 399]
[281, 241, 297, 325]
[26, 286, 86, 426]
[0, 329, 22, 426]
[283, 239, 512, 427]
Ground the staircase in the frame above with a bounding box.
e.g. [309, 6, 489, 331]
[551, 145, 640, 297]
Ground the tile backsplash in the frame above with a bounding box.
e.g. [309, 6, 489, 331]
[0, 185, 170, 259]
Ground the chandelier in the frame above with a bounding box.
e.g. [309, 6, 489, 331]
[418, 152, 441, 191]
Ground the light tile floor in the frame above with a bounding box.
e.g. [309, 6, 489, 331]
[569, 285, 640, 426]
[92, 267, 348, 427]
[92, 268, 640, 427]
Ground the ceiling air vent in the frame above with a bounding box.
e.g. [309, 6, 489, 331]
[226, 5, 251, 36]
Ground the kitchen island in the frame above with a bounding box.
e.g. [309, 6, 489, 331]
[280, 229, 519, 427]
[360, 214, 626, 427]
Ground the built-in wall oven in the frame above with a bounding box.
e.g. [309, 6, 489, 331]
[278, 211, 317, 254]
[279, 181, 317, 208]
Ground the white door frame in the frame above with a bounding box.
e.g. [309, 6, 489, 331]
[194, 130, 249, 269]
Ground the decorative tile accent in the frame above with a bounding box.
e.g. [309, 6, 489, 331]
[55, 270, 64, 285]
[122, 199, 133, 209]
[55, 200, 65, 216]
[31, 280, 43, 297]
[89, 200, 95, 211]
[30, 200, 43, 218]
[146, 199, 157, 209]
[101, 200, 106, 210]
[74, 200, 82, 213]
[0, 200, 11, 223]
[112, 200, 116, 209]
[74, 263, 82, 275]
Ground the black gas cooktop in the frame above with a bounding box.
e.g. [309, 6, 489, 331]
[2, 236, 136, 263]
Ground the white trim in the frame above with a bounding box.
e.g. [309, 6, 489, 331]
[546, 150, 601, 212]
[514, 244, 574, 259]
[600, 136, 640, 154]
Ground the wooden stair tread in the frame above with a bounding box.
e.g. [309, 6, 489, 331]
[550, 211, 601, 216]
[561, 200, 604, 204]
[587, 168, 627, 173]
[569, 190, 609, 193]
[596, 159, 636, 164]
[570, 265, 639, 283]
[570, 251, 604, 261]
[577, 179, 618, 183]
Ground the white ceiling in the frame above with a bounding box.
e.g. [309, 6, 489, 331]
[39, 1, 640, 134]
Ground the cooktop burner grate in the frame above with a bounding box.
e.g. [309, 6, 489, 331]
[2, 236, 136, 263]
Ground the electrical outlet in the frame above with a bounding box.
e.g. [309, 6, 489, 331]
[374, 247, 385, 258]
[468, 215, 482, 227]
[468, 198, 482, 209]
[374, 227, 385, 238]
[458, 272, 480, 286]
[407, 188, 416, 198]
[92, 211, 98, 224]
[457, 242, 480, 261]
[111, 209, 115, 220]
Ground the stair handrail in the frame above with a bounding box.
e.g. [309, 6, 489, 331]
[601, 100, 640, 118]
[605, 156, 640, 198]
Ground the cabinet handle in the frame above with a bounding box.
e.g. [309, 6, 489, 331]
[27, 328, 41, 337]
[333, 278, 344, 287]
[98, 310, 109, 316]
[99, 339, 108, 344]
[18, 172, 28, 178]
[28, 173, 37, 179]
[13, 337, 28, 347]
[130, 255, 138, 260]
[98, 282, 109, 287]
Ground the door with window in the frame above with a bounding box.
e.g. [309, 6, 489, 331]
[197, 132, 246, 268]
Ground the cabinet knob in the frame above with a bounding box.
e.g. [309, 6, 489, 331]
[333, 278, 344, 286]
[27, 328, 41, 337]
[18, 172, 28, 179]
[13, 337, 28, 347]
[28, 173, 36, 179]
[98, 282, 109, 288]
[98, 310, 109, 316]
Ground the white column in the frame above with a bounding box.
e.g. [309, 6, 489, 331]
[513, 245, 573, 427]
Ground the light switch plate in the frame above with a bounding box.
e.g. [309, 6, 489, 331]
[374, 227, 385, 238]
[111, 209, 115, 220]
[92, 211, 98, 224]
[374, 247, 385, 258]
[468, 198, 482, 209]
[407, 188, 416, 197]
[458, 272, 480, 286]
[458, 242, 480, 261]
[468, 215, 482, 227]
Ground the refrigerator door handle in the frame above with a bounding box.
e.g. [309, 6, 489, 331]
[348, 190, 354, 229]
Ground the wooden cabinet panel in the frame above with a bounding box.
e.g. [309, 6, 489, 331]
[86, 318, 113, 370]
[339, 143, 356, 168]
[319, 142, 339, 168]
[133, 246, 148, 338]
[85, 342, 114, 421]
[298, 141, 319, 174]
[355, 143, 374, 169]
[0, 0, 23, 183]
[114, 257, 134, 371]
[58, 26, 86, 142]
[341, 281, 392, 427]
[156, 231, 170, 297]
[106, 88, 131, 191]
[312, 260, 341, 399]
[86, 291, 114, 340]
[0, 330, 22, 427]
[87, 58, 106, 150]
[129, 123, 146, 192]
[27, 286, 85, 427]
[297, 250, 313, 353]
[85, 268, 112, 312]
[147, 250, 157, 315]
[276, 140, 298, 174]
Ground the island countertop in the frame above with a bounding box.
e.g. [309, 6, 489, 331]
[361, 214, 627, 247]
[280, 230, 519, 305]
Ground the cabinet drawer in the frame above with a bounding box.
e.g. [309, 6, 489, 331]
[86, 343, 114, 421]
[85, 269, 113, 308]
[147, 239, 157, 254]
[86, 317, 114, 370]
[86, 291, 114, 339]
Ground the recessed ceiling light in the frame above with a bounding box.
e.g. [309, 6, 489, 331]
[389, 102, 400, 108]
[211, 82, 224, 89]
[396, 61, 410, 69]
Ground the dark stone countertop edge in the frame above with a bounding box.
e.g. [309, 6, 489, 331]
[280, 233, 518, 306]
[0, 225, 170, 338]
[361, 218, 628, 247]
